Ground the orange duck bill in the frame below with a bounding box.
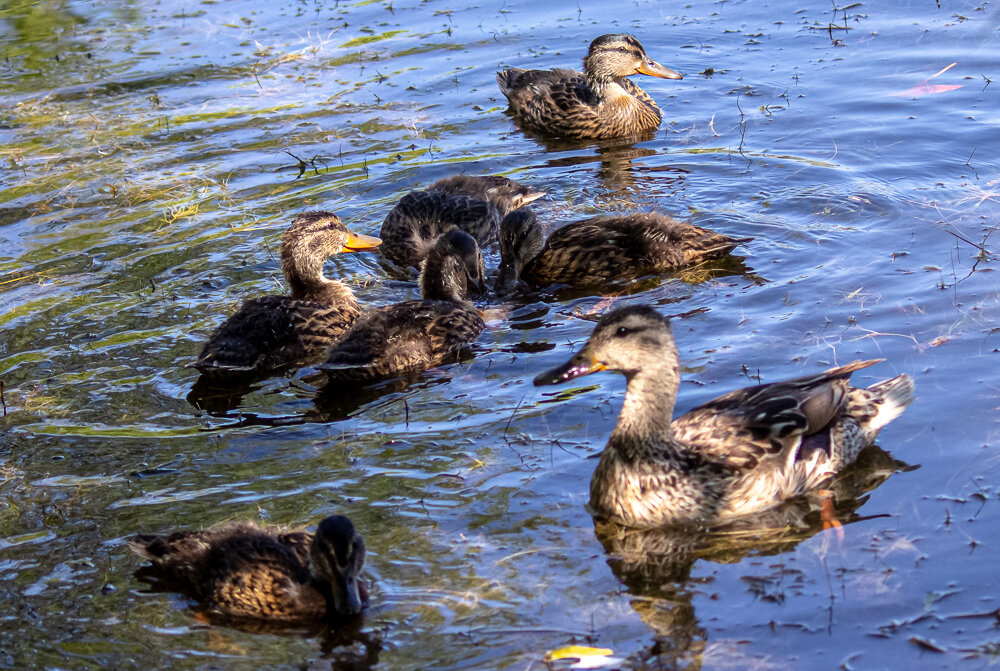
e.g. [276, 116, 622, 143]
[343, 231, 383, 252]
[637, 58, 683, 80]
[534, 349, 607, 386]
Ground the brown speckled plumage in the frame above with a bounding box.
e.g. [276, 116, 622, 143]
[379, 175, 544, 268]
[534, 305, 914, 528]
[497, 34, 683, 140]
[496, 208, 750, 292]
[129, 515, 368, 622]
[191, 212, 381, 376]
[316, 229, 487, 386]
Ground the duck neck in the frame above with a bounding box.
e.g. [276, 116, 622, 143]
[284, 254, 354, 307]
[585, 71, 622, 98]
[609, 359, 681, 459]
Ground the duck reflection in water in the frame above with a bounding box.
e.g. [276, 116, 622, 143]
[591, 446, 913, 668]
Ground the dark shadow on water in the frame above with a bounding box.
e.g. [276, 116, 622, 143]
[186, 373, 267, 414]
[593, 446, 916, 668]
[495, 254, 760, 308]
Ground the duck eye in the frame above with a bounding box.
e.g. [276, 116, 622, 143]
[616, 326, 629, 336]
[618, 46, 626, 53]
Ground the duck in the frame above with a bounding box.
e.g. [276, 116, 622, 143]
[497, 33, 682, 140]
[533, 305, 914, 528]
[313, 228, 487, 386]
[379, 174, 544, 269]
[129, 514, 368, 622]
[495, 208, 751, 293]
[191, 212, 381, 377]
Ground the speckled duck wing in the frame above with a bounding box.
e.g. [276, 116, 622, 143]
[317, 300, 485, 386]
[379, 191, 500, 268]
[674, 361, 914, 519]
[497, 67, 603, 138]
[200, 534, 327, 621]
[130, 523, 327, 621]
[129, 522, 278, 590]
[672, 360, 886, 469]
[191, 295, 360, 376]
[523, 214, 748, 287]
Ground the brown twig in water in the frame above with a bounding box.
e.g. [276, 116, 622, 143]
[503, 395, 524, 442]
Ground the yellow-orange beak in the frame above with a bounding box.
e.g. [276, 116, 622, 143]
[534, 352, 607, 386]
[637, 58, 683, 80]
[342, 231, 382, 252]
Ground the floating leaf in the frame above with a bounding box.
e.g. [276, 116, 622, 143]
[544, 645, 624, 669]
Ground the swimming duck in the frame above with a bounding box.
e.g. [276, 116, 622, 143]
[379, 175, 544, 268]
[191, 212, 381, 377]
[129, 514, 367, 622]
[497, 34, 682, 140]
[496, 208, 750, 293]
[534, 305, 914, 528]
[314, 229, 486, 386]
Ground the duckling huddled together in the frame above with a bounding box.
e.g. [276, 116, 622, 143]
[131, 33, 914, 628]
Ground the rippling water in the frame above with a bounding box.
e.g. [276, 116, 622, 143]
[2, 0, 999, 668]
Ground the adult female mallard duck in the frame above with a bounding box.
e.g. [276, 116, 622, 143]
[313, 229, 486, 386]
[534, 305, 914, 528]
[379, 175, 544, 268]
[497, 33, 682, 140]
[129, 514, 367, 621]
[191, 212, 381, 377]
[495, 208, 750, 293]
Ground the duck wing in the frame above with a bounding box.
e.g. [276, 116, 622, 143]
[317, 300, 484, 385]
[672, 359, 884, 469]
[497, 67, 601, 136]
[524, 214, 748, 287]
[380, 191, 500, 268]
[191, 296, 358, 375]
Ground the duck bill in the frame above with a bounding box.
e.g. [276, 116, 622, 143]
[534, 350, 607, 386]
[515, 189, 546, 208]
[468, 273, 488, 296]
[343, 231, 383, 252]
[333, 570, 364, 616]
[494, 258, 521, 295]
[637, 59, 683, 80]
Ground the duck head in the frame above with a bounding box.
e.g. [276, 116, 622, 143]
[495, 208, 544, 295]
[420, 229, 487, 301]
[534, 305, 678, 385]
[281, 211, 382, 287]
[309, 515, 367, 617]
[583, 34, 682, 82]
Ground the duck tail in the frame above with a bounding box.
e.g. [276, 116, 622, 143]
[865, 373, 915, 433]
[127, 535, 164, 562]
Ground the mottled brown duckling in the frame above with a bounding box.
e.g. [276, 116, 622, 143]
[534, 305, 914, 528]
[496, 208, 750, 293]
[191, 212, 381, 377]
[379, 175, 544, 268]
[497, 34, 682, 140]
[314, 229, 486, 386]
[129, 515, 368, 622]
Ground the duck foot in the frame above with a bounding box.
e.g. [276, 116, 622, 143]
[819, 489, 845, 542]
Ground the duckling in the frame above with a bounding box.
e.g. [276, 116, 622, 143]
[496, 208, 750, 293]
[314, 229, 486, 386]
[129, 514, 367, 622]
[497, 34, 682, 140]
[191, 212, 381, 377]
[534, 305, 914, 528]
[379, 175, 544, 268]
